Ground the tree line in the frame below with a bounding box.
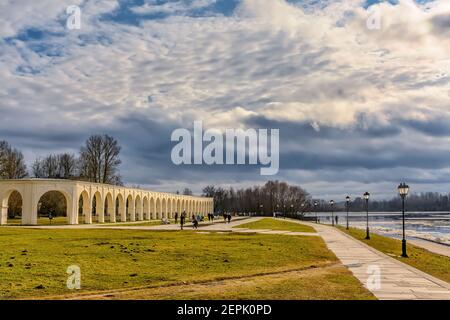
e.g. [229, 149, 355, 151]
[202, 180, 310, 215]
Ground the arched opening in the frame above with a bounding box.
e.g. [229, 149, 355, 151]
[167, 198, 172, 219]
[1, 189, 23, 225]
[150, 197, 155, 219]
[78, 190, 91, 224]
[135, 195, 142, 221]
[126, 194, 134, 221]
[104, 193, 115, 222]
[172, 199, 176, 218]
[116, 194, 125, 222]
[156, 198, 161, 219]
[162, 198, 167, 219]
[38, 190, 69, 225]
[177, 199, 181, 214]
[92, 191, 103, 223]
[143, 196, 149, 220]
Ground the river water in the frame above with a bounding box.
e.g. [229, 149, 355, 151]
[304, 211, 450, 245]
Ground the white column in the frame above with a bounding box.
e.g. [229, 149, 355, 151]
[22, 183, 37, 225]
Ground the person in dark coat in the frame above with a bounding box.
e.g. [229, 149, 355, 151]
[180, 211, 185, 230]
[174, 212, 178, 224]
[227, 213, 232, 223]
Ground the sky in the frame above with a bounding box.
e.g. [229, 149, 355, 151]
[0, 0, 450, 200]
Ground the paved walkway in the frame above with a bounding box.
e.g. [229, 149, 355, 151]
[294, 220, 450, 300]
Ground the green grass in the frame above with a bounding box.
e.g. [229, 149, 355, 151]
[105, 220, 173, 227]
[338, 226, 450, 283]
[4, 217, 69, 226]
[0, 227, 371, 299]
[235, 218, 316, 233]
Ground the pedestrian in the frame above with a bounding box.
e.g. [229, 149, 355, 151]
[193, 216, 198, 229]
[335, 215, 339, 225]
[227, 213, 231, 223]
[223, 213, 227, 222]
[175, 212, 178, 224]
[180, 211, 185, 230]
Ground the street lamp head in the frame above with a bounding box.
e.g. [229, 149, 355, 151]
[346, 196, 351, 203]
[314, 201, 318, 206]
[329, 200, 334, 206]
[398, 182, 409, 199]
[363, 192, 370, 200]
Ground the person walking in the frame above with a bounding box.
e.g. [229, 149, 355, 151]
[175, 212, 178, 224]
[227, 213, 232, 224]
[335, 215, 339, 226]
[180, 211, 185, 230]
[193, 216, 198, 229]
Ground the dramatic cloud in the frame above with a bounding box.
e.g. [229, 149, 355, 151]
[0, 0, 449, 199]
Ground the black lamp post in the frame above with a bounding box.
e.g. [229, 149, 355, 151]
[364, 192, 370, 239]
[346, 196, 351, 230]
[260, 204, 263, 216]
[398, 182, 409, 258]
[330, 200, 335, 226]
[314, 201, 318, 223]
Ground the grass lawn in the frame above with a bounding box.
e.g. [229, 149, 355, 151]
[338, 226, 450, 283]
[0, 227, 373, 300]
[235, 218, 316, 233]
[5, 217, 69, 226]
[105, 220, 174, 227]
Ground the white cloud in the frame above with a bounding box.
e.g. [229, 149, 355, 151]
[1, 0, 450, 196]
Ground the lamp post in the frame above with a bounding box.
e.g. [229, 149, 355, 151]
[398, 182, 409, 258]
[346, 196, 351, 230]
[330, 200, 335, 226]
[260, 204, 263, 216]
[314, 201, 318, 223]
[290, 204, 294, 218]
[364, 192, 370, 239]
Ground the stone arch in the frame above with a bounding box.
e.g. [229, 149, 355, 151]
[92, 191, 103, 223]
[143, 196, 149, 220]
[36, 189, 71, 225]
[126, 194, 135, 221]
[167, 198, 172, 219]
[116, 193, 125, 222]
[156, 198, 161, 219]
[104, 192, 115, 222]
[176, 199, 181, 214]
[78, 190, 91, 224]
[150, 197, 156, 219]
[162, 198, 167, 219]
[171, 198, 176, 218]
[135, 194, 143, 221]
[0, 188, 24, 225]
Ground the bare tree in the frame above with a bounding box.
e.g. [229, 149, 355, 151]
[183, 188, 193, 195]
[0, 141, 27, 179]
[79, 134, 122, 184]
[58, 153, 77, 178]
